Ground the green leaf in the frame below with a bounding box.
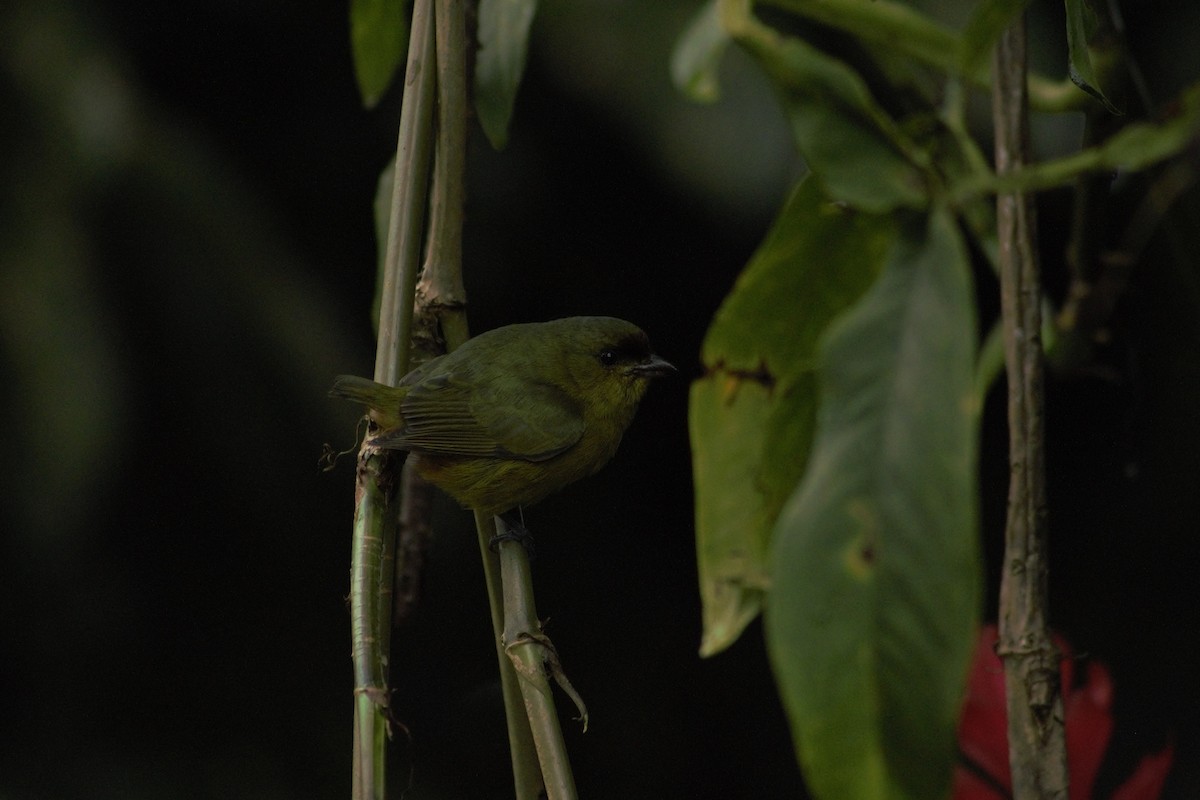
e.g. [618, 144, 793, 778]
[474, 0, 538, 150]
[671, 0, 729, 103]
[350, 0, 409, 109]
[738, 24, 929, 212]
[765, 209, 980, 799]
[959, 0, 1032, 78]
[691, 178, 896, 656]
[1064, 0, 1119, 113]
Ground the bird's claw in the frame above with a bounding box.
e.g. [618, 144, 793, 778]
[489, 520, 536, 560]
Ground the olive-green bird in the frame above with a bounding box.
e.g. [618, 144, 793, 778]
[329, 316, 674, 519]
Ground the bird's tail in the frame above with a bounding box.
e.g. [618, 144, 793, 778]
[329, 374, 406, 429]
[328, 371, 388, 402]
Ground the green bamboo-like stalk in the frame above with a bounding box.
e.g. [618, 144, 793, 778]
[431, 0, 545, 794]
[350, 453, 394, 800]
[476, 513, 545, 799]
[496, 517, 580, 800]
[350, 1, 436, 798]
[350, 0, 576, 794]
[411, 2, 546, 794]
[373, 0, 435, 382]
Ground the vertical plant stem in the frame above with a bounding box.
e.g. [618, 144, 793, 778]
[432, 0, 544, 793]
[394, 458, 434, 624]
[415, 3, 543, 795]
[477, 513, 545, 799]
[375, 0, 436, 388]
[417, 0, 470, 345]
[497, 518, 578, 800]
[350, 453, 395, 800]
[350, 1, 436, 798]
[393, 0, 473, 627]
[992, 16, 1069, 800]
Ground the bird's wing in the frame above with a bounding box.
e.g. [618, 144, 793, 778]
[372, 371, 583, 461]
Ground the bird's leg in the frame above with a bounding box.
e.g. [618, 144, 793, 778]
[490, 508, 536, 560]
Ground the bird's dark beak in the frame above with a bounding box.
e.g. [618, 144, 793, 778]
[630, 354, 677, 379]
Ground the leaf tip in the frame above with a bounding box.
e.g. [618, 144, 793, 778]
[670, 0, 729, 104]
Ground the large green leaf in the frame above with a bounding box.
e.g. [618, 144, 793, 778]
[691, 178, 896, 656]
[1064, 0, 1119, 113]
[765, 209, 980, 799]
[474, 0, 538, 150]
[350, 0, 409, 109]
[737, 23, 930, 212]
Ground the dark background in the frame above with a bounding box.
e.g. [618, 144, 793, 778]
[2, 1, 1199, 798]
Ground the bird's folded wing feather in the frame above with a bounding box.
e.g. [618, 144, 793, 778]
[372, 371, 583, 461]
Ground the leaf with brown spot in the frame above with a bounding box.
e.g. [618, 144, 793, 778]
[766, 209, 981, 799]
[690, 177, 895, 656]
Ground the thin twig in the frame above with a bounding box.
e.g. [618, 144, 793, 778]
[992, 16, 1069, 800]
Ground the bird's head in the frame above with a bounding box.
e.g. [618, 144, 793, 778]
[552, 317, 675, 417]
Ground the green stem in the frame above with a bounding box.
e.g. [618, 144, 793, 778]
[375, 0, 437, 387]
[416, 0, 470, 347]
[350, 454, 394, 800]
[408, 2, 544, 793]
[476, 513, 545, 799]
[497, 518, 579, 800]
[418, 0, 545, 793]
[423, 0, 468, 310]
[350, 0, 437, 798]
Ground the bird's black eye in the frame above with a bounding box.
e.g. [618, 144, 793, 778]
[598, 350, 618, 367]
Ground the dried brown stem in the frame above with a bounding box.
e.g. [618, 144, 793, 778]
[394, 458, 434, 623]
[992, 16, 1069, 800]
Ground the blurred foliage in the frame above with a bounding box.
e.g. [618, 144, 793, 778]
[0, 2, 378, 798]
[474, 0, 538, 149]
[350, 0, 409, 108]
[682, 0, 1200, 796]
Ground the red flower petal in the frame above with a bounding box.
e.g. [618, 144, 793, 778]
[957, 626, 1011, 790]
[1111, 742, 1175, 800]
[1064, 662, 1115, 798]
[952, 765, 1008, 800]
[955, 626, 1172, 800]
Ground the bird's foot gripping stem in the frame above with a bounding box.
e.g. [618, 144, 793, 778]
[489, 512, 536, 560]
